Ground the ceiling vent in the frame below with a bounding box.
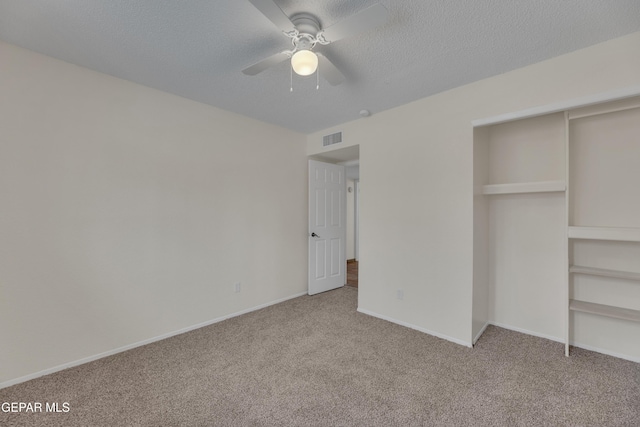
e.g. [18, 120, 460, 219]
[323, 132, 343, 147]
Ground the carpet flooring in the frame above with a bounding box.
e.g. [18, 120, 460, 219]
[1, 287, 639, 426]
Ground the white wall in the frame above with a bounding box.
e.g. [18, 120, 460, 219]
[0, 41, 308, 385]
[307, 32, 640, 348]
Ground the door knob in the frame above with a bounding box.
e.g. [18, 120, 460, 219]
[311, 232, 320, 238]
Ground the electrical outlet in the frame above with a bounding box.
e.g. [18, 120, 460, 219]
[396, 289, 404, 300]
[234, 282, 241, 293]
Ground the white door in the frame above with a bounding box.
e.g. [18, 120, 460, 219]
[309, 160, 346, 295]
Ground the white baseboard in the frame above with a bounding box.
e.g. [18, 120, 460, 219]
[0, 291, 307, 390]
[356, 308, 472, 348]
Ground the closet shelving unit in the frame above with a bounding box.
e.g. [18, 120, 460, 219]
[473, 88, 640, 360]
[564, 97, 640, 356]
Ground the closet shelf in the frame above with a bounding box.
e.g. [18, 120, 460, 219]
[570, 265, 640, 282]
[569, 300, 640, 323]
[481, 180, 565, 195]
[568, 226, 640, 242]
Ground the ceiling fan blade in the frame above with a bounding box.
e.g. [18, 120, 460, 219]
[242, 51, 291, 76]
[317, 53, 346, 86]
[248, 0, 295, 32]
[319, 3, 389, 43]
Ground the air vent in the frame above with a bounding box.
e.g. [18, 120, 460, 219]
[323, 132, 343, 147]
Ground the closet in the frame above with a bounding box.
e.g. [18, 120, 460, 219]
[473, 93, 640, 360]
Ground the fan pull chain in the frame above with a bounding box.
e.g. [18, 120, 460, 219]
[316, 61, 320, 90]
[290, 66, 293, 92]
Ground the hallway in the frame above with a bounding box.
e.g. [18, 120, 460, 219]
[346, 260, 358, 288]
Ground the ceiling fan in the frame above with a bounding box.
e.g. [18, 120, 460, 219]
[242, 0, 389, 86]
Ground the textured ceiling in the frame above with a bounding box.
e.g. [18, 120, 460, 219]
[1, 1, 639, 133]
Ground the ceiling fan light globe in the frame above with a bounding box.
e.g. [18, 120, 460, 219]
[291, 50, 318, 76]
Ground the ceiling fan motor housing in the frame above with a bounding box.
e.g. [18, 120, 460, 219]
[288, 13, 328, 51]
[291, 13, 321, 36]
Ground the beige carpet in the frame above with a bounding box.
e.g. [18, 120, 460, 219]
[1, 286, 639, 426]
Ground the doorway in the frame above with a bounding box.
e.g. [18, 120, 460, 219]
[308, 145, 360, 290]
[345, 176, 359, 287]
